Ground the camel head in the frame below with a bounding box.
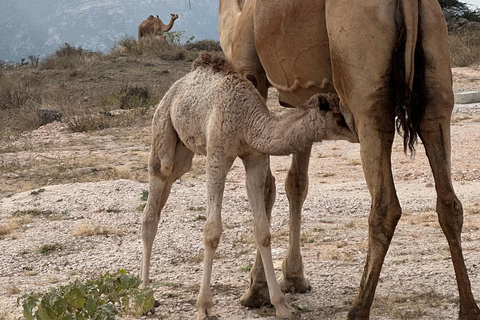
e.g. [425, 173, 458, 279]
[305, 93, 359, 143]
[170, 13, 179, 21]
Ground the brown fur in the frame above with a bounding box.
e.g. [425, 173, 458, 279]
[191, 52, 237, 76]
[138, 13, 178, 40]
[219, 0, 480, 319]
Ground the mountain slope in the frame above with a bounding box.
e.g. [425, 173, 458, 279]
[0, 0, 219, 62]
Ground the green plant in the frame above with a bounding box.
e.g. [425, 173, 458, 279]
[19, 270, 154, 320]
[292, 304, 312, 313]
[239, 265, 252, 273]
[163, 31, 194, 47]
[141, 190, 149, 201]
[37, 243, 63, 255]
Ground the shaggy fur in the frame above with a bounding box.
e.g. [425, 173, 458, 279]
[140, 52, 356, 319]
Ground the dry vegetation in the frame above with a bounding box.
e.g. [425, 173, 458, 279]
[0, 35, 221, 143]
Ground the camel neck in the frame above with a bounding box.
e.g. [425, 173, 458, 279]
[245, 106, 325, 156]
[164, 18, 176, 32]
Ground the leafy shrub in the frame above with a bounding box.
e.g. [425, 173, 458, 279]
[449, 30, 480, 67]
[163, 31, 194, 47]
[19, 270, 154, 320]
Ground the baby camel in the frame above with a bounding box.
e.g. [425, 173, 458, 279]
[141, 52, 356, 319]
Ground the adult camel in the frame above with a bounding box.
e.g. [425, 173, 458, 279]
[138, 13, 178, 40]
[219, 0, 480, 319]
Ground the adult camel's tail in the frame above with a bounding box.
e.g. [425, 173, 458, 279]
[218, 0, 245, 60]
[393, 0, 426, 154]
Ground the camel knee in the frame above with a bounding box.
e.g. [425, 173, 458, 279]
[149, 153, 174, 179]
[437, 190, 463, 234]
[254, 221, 272, 248]
[368, 201, 402, 247]
[285, 172, 308, 200]
[203, 219, 223, 249]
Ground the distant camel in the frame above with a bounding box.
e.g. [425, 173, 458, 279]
[138, 13, 178, 40]
[140, 52, 357, 319]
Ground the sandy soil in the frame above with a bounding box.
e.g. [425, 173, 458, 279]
[1, 68, 480, 320]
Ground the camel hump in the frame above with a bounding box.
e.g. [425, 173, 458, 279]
[192, 52, 236, 76]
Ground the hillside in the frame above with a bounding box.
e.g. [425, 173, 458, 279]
[0, 0, 219, 62]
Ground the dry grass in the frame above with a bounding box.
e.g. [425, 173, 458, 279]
[72, 222, 124, 237]
[449, 30, 480, 67]
[6, 284, 20, 296]
[373, 291, 450, 319]
[0, 216, 32, 239]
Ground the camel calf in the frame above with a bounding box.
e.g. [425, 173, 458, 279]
[140, 52, 356, 319]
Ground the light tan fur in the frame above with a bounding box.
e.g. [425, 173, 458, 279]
[219, 0, 480, 319]
[138, 13, 178, 40]
[140, 52, 356, 320]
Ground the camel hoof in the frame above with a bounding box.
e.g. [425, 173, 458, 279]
[277, 311, 301, 320]
[279, 276, 311, 294]
[239, 284, 270, 308]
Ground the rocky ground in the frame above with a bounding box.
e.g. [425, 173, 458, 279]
[0, 66, 480, 320]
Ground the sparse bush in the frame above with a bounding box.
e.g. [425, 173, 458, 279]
[40, 43, 103, 70]
[28, 55, 39, 67]
[449, 30, 480, 66]
[19, 270, 154, 320]
[0, 216, 32, 239]
[111, 35, 173, 57]
[37, 243, 63, 255]
[184, 39, 222, 52]
[66, 113, 116, 132]
[54, 43, 89, 57]
[72, 222, 124, 237]
[163, 31, 194, 47]
[101, 84, 158, 113]
[0, 74, 43, 110]
[111, 33, 200, 61]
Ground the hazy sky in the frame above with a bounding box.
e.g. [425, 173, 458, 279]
[466, 0, 480, 8]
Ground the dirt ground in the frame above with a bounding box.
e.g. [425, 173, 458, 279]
[1, 66, 480, 320]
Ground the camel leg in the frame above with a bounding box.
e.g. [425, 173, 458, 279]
[419, 97, 480, 320]
[196, 151, 234, 320]
[324, 2, 404, 318]
[280, 146, 313, 293]
[231, 0, 269, 100]
[345, 112, 401, 320]
[141, 138, 194, 286]
[232, 0, 274, 306]
[242, 147, 313, 304]
[240, 165, 276, 307]
[418, 2, 480, 317]
[243, 153, 297, 319]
